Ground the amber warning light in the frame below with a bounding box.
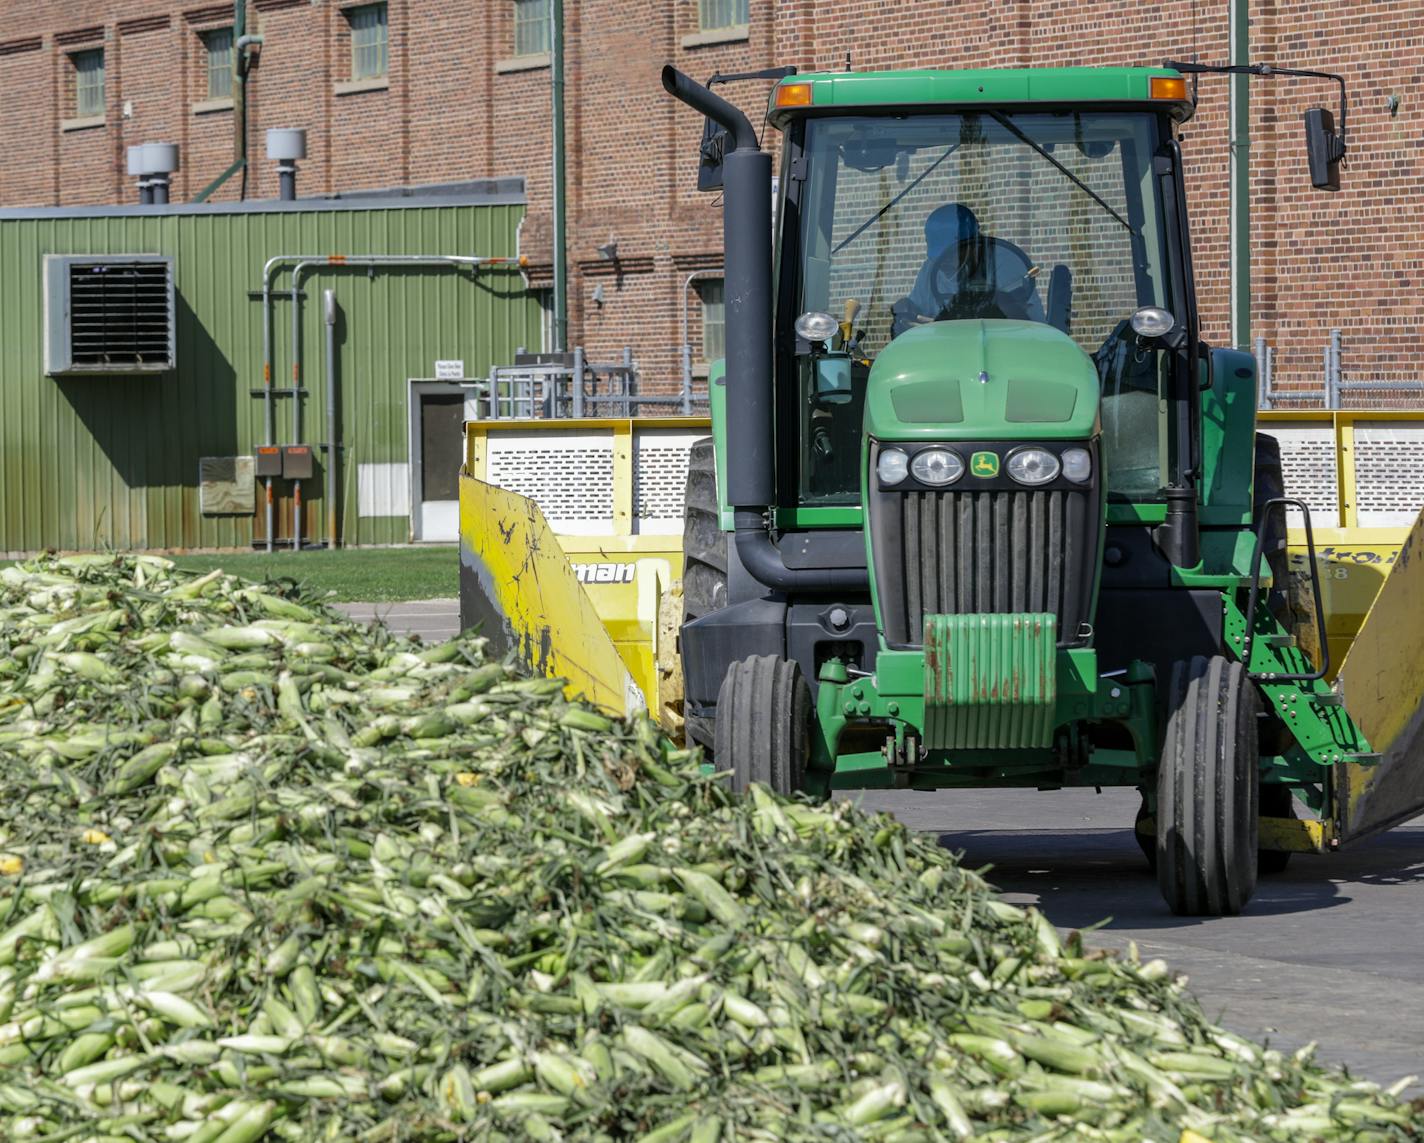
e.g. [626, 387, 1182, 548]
[775, 83, 813, 108]
[1150, 76, 1188, 101]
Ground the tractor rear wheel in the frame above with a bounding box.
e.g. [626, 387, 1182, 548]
[1156, 656, 1260, 915]
[715, 656, 810, 795]
[682, 437, 727, 748]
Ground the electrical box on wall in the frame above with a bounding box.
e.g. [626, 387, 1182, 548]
[254, 447, 283, 477]
[44, 255, 176, 376]
[281, 445, 314, 479]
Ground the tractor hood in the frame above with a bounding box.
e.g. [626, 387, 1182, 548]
[863, 320, 1101, 441]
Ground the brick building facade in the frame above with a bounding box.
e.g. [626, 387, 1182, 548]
[1, 1, 1419, 399]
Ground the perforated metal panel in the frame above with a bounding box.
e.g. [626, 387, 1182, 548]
[486, 432, 616, 534]
[1354, 422, 1424, 527]
[1271, 424, 1340, 527]
[634, 431, 701, 535]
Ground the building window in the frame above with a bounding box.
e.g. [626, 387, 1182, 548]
[700, 279, 725, 363]
[699, 0, 748, 31]
[513, 0, 551, 57]
[203, 28, 234, 99]
[348, 3, 388, 80]
[72, 49, 105, 118]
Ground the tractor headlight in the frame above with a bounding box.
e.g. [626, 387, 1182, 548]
[910, 447, 964, 486]
[1060, 447, 1092, 484]
[876, 447, 910, 486]
[794, 310, 840, 343]
[1006, 447, 1061, 486]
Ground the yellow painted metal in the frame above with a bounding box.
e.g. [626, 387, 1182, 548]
[1260, 410, 1421, 675]
[458, 417, 702, 716]
[1333, 507, 1424, 842]
[1257, 815, 1331, 854]
[458, 474, 645, 715]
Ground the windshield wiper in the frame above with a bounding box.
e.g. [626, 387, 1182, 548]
[988, 112, 1134, 233]
[831, 142, 963, 255]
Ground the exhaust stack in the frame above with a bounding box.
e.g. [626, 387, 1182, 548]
[661, 66, 865, 592]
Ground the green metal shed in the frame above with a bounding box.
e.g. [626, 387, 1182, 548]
[0, 180, 542, 554]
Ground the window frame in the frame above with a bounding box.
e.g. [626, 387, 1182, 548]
[202, 27, 234, 100]
[347, 2, 389, 81]
[513, 0, 551, 58]
[698, 0, 749, 32]
[71, 48, 105, 120]
[699, 278, 726, 365]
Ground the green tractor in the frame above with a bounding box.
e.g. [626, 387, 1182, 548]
[661, 62, 1396, 916]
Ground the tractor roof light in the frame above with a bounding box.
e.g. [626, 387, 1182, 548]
[775, 82, 813, 108]
[1150, 76, 1188, 101]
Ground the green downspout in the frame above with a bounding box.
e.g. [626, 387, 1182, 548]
[1229, 0, 1250, 350]
[234, 0, 246, 200]
[551, 0, 568, 352]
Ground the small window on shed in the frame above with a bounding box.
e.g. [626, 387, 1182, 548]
[204, 28, 234, 99]
[513, 0, 551, 57]
[699, 0, 749, 31]
[348, 3, 388, 80]
[700, 279, 725, 364]
[71, 49, 105, 119]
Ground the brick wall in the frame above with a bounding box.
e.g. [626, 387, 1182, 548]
[1, 0, 1417, 400]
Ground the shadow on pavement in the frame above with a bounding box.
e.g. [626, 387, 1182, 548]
[933, 825, 1424, 928]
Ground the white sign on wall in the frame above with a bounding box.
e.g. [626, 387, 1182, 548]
[434, 360, 465, 380]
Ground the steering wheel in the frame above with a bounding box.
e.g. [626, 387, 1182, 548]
[925, 238, 993, 315]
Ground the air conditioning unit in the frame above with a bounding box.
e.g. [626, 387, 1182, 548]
[44, 255, 176, 376]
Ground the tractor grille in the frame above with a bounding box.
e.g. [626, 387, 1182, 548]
[872, 486, 1097, 648]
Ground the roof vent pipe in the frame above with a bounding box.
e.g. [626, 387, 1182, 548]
[126, 145, 151, 205]
[130, 143, 179, 206]
[266, 129, 307, 201]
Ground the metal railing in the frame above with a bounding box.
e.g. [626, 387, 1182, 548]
[1258, 330, 1424, 410]
[471, 347, 708, 419]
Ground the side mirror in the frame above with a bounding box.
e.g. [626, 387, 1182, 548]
[1304, 108, 1344, 192]
[813, 355, 853, 405]
[697, 119, 727, 191]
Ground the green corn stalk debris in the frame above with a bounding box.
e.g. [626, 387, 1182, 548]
[0, 554, 1418, 1141]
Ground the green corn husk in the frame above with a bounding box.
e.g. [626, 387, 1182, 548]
[0, 553, 1417, 1143]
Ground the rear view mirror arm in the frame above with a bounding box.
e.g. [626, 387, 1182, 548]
[1163, 59, 1348, 157]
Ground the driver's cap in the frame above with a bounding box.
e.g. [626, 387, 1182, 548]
[925, 204, 980, 257]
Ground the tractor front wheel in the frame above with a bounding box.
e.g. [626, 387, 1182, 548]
[1156, 656, 1260, 915]
[715, 656, 810, 795]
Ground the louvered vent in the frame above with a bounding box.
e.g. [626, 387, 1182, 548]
[45, 255, 176, 376]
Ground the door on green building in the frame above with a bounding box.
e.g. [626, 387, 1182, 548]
[409, 382, 470, 542]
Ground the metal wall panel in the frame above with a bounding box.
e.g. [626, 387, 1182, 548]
[0, 201, 541, 553]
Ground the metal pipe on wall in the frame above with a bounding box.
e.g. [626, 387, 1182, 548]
[324, 289, 338, 548]
[551, 0, 567, 352]
[261, 253, 526, 551]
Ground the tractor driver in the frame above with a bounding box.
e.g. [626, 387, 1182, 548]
[891, 204, 1045, 338]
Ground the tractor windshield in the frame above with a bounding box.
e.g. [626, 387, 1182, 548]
[790, 110, 1175, 504]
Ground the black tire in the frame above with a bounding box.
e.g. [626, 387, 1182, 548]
[714, 656, 810, 795]
[1134, 797, 1157, 873]
[682, 437, 727, 748]
[1156, 656, 1260, 916]
[683, 438, 727, 624]
[1254, 433, 1290, 621]
[1258, 784, 1295, 875]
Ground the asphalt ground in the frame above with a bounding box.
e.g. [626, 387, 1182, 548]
[348, 599, 1424, 1093]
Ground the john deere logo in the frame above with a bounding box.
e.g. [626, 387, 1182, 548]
[971, 451, 1000, 478]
